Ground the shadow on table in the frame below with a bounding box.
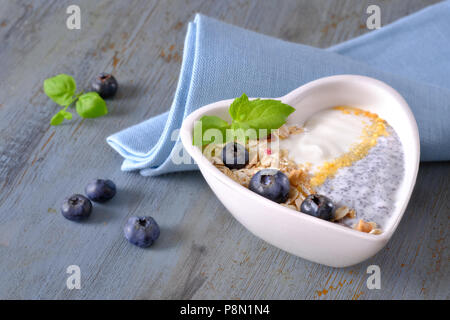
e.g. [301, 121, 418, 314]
[86, 186, 145, 225]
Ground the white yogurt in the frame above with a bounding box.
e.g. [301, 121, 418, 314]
[279, 108, 368, 172]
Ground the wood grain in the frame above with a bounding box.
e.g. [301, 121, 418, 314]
[0, 0, 447, 299]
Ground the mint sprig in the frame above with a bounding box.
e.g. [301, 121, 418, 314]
[193, 93, 295, 146]
[44, 74, 108, 126]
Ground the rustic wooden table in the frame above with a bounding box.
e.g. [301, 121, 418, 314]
[0, 0, 448, 300]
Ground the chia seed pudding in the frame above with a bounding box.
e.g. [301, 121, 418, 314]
[316, 125, 404, 230]
[205, 105, 405, 235]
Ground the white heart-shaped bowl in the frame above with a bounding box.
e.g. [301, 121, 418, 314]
[180, 75, 420, 267]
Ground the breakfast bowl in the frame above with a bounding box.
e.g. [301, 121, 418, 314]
[180, 75, 420, 267]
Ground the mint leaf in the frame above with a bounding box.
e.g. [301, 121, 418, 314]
[229, 93, 252, 121]
[192, 93, 295, 146]
[193, 115, 230, 146]
[75, 92, 108, 118]
[61, 110, 73, 120]
[237, 99, 295, 133]
[50, 112, 65, 126]
[227, 121, 261, 143]
[44, 74, 108, 126]
[43, 74, 76, 106]
[50, 110, 72, 126]
[229, 94, 295, 138]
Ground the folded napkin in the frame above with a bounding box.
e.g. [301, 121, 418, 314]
[107, 1, 450, 176]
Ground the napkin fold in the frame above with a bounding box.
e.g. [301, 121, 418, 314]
[107, 1, 450, 176]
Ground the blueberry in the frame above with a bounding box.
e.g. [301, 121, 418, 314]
[91, 73, 118, 99]
[249, 169, 290, 203]
[124, 216, 160, 248]
[300, 194, 335, 221]
[85, 179, 116, 203]
[61, 194, 92, 221]
[222, 142, 249, 170]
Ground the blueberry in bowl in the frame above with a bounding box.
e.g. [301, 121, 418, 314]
[61, 194, 92, 221]
[300, 194, 335, 221]
[124, 216, 160, 248]
[249, 169, 290, 203]
[85, 179, 116, 203]
[222, 142, 249, 170]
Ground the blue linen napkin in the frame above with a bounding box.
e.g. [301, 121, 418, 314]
[107, 1, 450, 176]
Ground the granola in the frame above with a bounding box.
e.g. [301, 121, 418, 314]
[353, 219, 381, 234]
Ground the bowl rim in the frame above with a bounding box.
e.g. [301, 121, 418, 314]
[180, 75, 420, 243]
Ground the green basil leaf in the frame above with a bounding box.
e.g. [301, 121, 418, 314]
[61, 110, 73, 120]
[193, 94, 295, 146]
[193, 115, 230, 146]
[229, 93, 252, 121]
[235, 99, 295, 135]
[50, 112, 65, 126]
[227, 121, 256, 143]
[75, 92, 108, 118]
[43, 74, 76, 106]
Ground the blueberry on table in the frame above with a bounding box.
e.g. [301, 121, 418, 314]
[61, 194, 92, 221]
[85, 179, 116, 203]
[222, 142, 249, 170]
[300, 194, 335, 221]
[91, 73, 118, 99]
[249, 169, 290, 203]
[124, 216, 160, 248]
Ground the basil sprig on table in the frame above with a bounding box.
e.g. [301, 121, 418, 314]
[193, 93, 295, 146]
[44, 74, 108, 126]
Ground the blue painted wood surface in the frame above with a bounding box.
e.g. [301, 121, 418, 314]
[0, 0, 448, 299]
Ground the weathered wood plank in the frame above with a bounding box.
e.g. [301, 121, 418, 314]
[0, 0, 447, 299]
